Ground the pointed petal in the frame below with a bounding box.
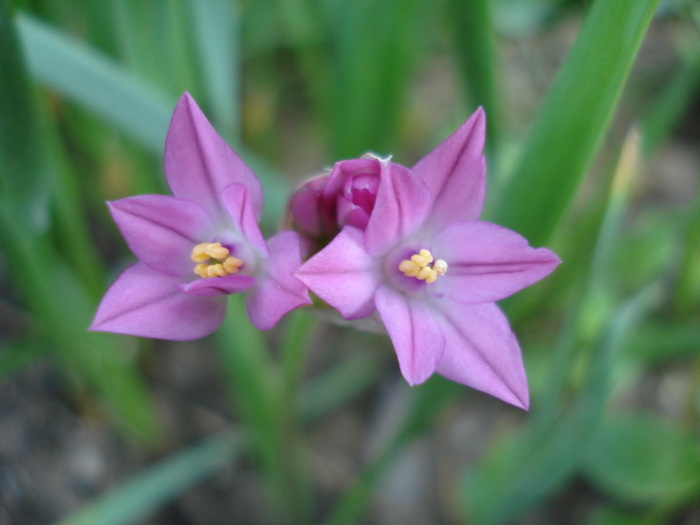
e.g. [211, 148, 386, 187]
[412, 109, 486, 230]
[90, 262, 226, 340]
[295, 226, 380, 320]
[434, 301, 529, 409]
[164, 93, 264, 221]
[433, 221, 561, 304]
[108, 195, 213, 276]
[246, 231, 312, 330]
[221, 183, 270, 257]
[179, 274, 256, 296]
[375, 286, 445, 385]
[364, 161, 431, 256]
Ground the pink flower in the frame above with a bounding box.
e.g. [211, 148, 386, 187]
[295, 110, 560, 409]
[286, 157, 382, 257]
[90, 93, 310, 339]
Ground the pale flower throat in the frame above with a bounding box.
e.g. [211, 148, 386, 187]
[398, 249, 448, 284]
[191, 242, 243, 278]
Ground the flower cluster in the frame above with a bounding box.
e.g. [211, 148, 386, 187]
[91, 93, 560, 409]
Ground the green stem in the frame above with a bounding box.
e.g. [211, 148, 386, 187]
[673, 193, 700, 318]
[216, 297, 312, 524]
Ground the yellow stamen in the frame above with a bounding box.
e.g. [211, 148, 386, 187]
[204, 242, 222, 257]
[192, 242, 245, 279]
[191, 243, 210, 262]
[398, 249, 447, 284]
[206, 264, 227, 278]
[223, 256, 243, 274]
[399, 260, 418, 272]
[194, 263, 209, 278]
[416, 266, 435, 281]
[410, 249, 433, 267]
[209, 246, 230, 259]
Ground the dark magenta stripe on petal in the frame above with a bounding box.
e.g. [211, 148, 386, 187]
[433, 221, 560, 304]
[164, 93, 264, 222]
[90, 262, 226, 340]
[109, 195, 213, 276]
[375, 285, 445, 386]
[179, 274, 256, 296]
[434, 301, 529, 409]
[364, 162, 431, 256]
[221, 183, 270, 257]
[411, 109, 486, 230]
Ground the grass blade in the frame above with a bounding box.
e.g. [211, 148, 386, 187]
[493, 0, 659, 246]
[191, 0, 240, 139]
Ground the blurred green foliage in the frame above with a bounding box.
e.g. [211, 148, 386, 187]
[0, 0, 699, 523]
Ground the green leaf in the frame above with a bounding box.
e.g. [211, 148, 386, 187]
[17, 11, 174, 153]
[17, 11, 288, 225]
[463, 283, 661, 525]
[55, 429, 243, 525]
[0, 5, 156, 438]
[641, 48, 700, 156]
[492, 0, 659, 246]
[191, 0, 240, 139]
[0, 3, 49, 233]
[446, 0, 501, 156]
[585, 506, 664, 525]
[582, 413, 700, 505]
[112, 0, 198, 99]
[327, 0, 436, 158]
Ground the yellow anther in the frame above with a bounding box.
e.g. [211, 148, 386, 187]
[223, 256, 243, 274]
[433, 260, 448, 276]
[206, 264, 227, 278]
[416, 266, 435, 281]
[194, 263, 209, 278]
[209, 246, 230, 259]
[193, 241, 245, 279]
[204, 242, 223, 258]
[191, 243, 210, 262]
[398, 249, 447, 284]
[399, 260, 420, 277]
[410, 249, 433, 267]
[399, 260, 418, 272]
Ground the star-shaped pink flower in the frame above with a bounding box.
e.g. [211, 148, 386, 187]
[295, 110, 560, 409]
[90, 93, 310, 339]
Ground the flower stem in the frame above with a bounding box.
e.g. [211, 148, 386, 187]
[216, 297, 313, 524]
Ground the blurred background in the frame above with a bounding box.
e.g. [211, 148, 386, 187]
[0, 0, 699, 523]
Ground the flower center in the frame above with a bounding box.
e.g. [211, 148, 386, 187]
[398, 249, 448, 284]
[191, 242, 243, 279]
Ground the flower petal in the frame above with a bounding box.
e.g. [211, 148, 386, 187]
[434, 301, 529, 409]
[296, 226, 380, 320]
[109, 195, 213, 276]
[221, 183, 270, 257]
[164, 93, 264, 221]
[246, 231, 312, 330]
[90, 262, 226, 340]
[433, 221, 561, 304]
[375, 285, 445, 385]
[411, 109, 486, 230]
[178, 274, 256, 296]
[364, 161, 431, 256]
